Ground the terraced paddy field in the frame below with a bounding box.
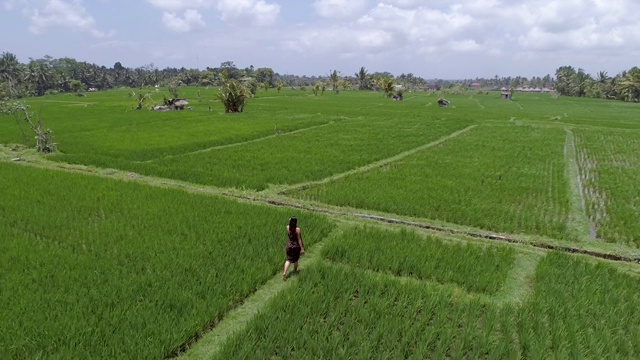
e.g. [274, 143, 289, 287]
[2, 88, 640, 358]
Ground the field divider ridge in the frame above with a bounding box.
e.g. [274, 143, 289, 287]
[3, 145, 639, 265]
[564, 128, 595, 241]
[492, 252, 542, 306]
[176, 227, 342, 359]
[260, 198, 640, 265]
[322, 260, 497, 301]
[136, 121, 336, 163]
[267, 125, 478, 194]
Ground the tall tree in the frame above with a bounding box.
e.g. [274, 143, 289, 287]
[24, 58, 53, 96]
[571, 68, 592, 97]
[328, 69, 340, 93]
[355, 66, 369, 90]
[555, 66, 577, 96]
[617, 67, 640, 101]
[0, 51, 24, 98]
[255, 67, 274, 87]
[590, 71, 611, 98]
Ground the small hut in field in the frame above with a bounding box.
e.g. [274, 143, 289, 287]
[168, 98, 189, 110]
[500, 87, 512, 100]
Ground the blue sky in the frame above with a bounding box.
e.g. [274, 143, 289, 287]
[2, 0, 640, 79]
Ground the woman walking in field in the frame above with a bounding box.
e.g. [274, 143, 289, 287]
[283, 216, 304, 281]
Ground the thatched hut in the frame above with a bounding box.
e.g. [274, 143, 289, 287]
[168, 98, 189, 110]
[500, 87, 512, 100]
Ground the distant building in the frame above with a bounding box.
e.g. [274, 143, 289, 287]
[500, 87, 512, 99]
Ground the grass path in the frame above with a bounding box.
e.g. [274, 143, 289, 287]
[136, 121, 336, 163]
[2, 144, 639, 263]
[264, 125, 477, 195]
[178, 230, 538, 358]
[177, 228, 341, 359]
[563, 128, 594, 241]
[3, 143, 640, 359]
[492, 252, 542, 306]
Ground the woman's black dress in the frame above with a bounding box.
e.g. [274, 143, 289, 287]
[285, 228, 301, 262]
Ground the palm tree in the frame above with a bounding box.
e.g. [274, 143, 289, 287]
[24, 59, 53, 96]
[617, 67, 640, 101]
[592, 71, 610, 99]
[355, 66, 369, 90]
[216, 79, 249, 113]
[570, 68, 592, 97]
[555, 66, 577, 96]
[595, 71, 609, 84]
[382, 78, 395, 97]
[328, 69, 340, 93]
[129, 90, 152, 110]
[0, 51, 24, 97]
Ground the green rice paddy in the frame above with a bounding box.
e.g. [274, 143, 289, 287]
[1, 88, 640, 358]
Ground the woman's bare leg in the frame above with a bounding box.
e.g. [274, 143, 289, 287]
[293, 261, 299, 272]
[283, 260, 291, 280]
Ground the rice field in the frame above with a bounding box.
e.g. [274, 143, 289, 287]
[0, 161, 333, 358]
[2, 88, 640, 358]
[574, 128, 640, 246]
[214, 231, 640, 359]
[289, 124, 570, 239]
[321, 226, 515, 295]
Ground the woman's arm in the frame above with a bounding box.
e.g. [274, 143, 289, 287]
[297, 228, 305, 253]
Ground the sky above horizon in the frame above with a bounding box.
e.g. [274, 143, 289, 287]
[1, 0, 639, 79]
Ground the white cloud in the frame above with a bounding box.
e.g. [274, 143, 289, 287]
[216, 0, 280, 26]
[145, 0, 215, 11]
[313, 0, 369, 20]
[146, 0, 280, 27]
[7, 0, 640, 79]
[162, 9, 206, 32]
[3, 0, 25, 10]
[8, 0, 113, 38]
[284, 0, 640, 72]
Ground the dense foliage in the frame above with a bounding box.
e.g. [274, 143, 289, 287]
[3, 51, 639, 102]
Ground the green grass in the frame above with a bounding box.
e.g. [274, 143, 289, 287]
[574, 128, 640, 246]
[214, 261, 520, 359]
[517, 252, 640, 358]
[321, 226, 515, 295]
[291, 124, 570, 238]
[0, 162, 334, 359]
[2, 88, 640, 358]
[213, 250, 640, 359]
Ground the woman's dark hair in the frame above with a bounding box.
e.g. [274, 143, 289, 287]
[288, 216, 297, 234]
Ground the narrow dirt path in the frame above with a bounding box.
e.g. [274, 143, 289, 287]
[136, 121, 336, 163]
[2, 145, 639, 264]
[564, 128, 595, 241]
[177, 227, 536, 359]
[265, 125, 477, 195]
[176, 228, 340, 359]
[492, 252, 542, 306]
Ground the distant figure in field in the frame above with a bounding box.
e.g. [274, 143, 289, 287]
[437, 98, 450, 107]
[283, 216, 305, 281]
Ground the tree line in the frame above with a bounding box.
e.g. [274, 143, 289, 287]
[553, 66, 640, 101]
[1, 51, 639, 102]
